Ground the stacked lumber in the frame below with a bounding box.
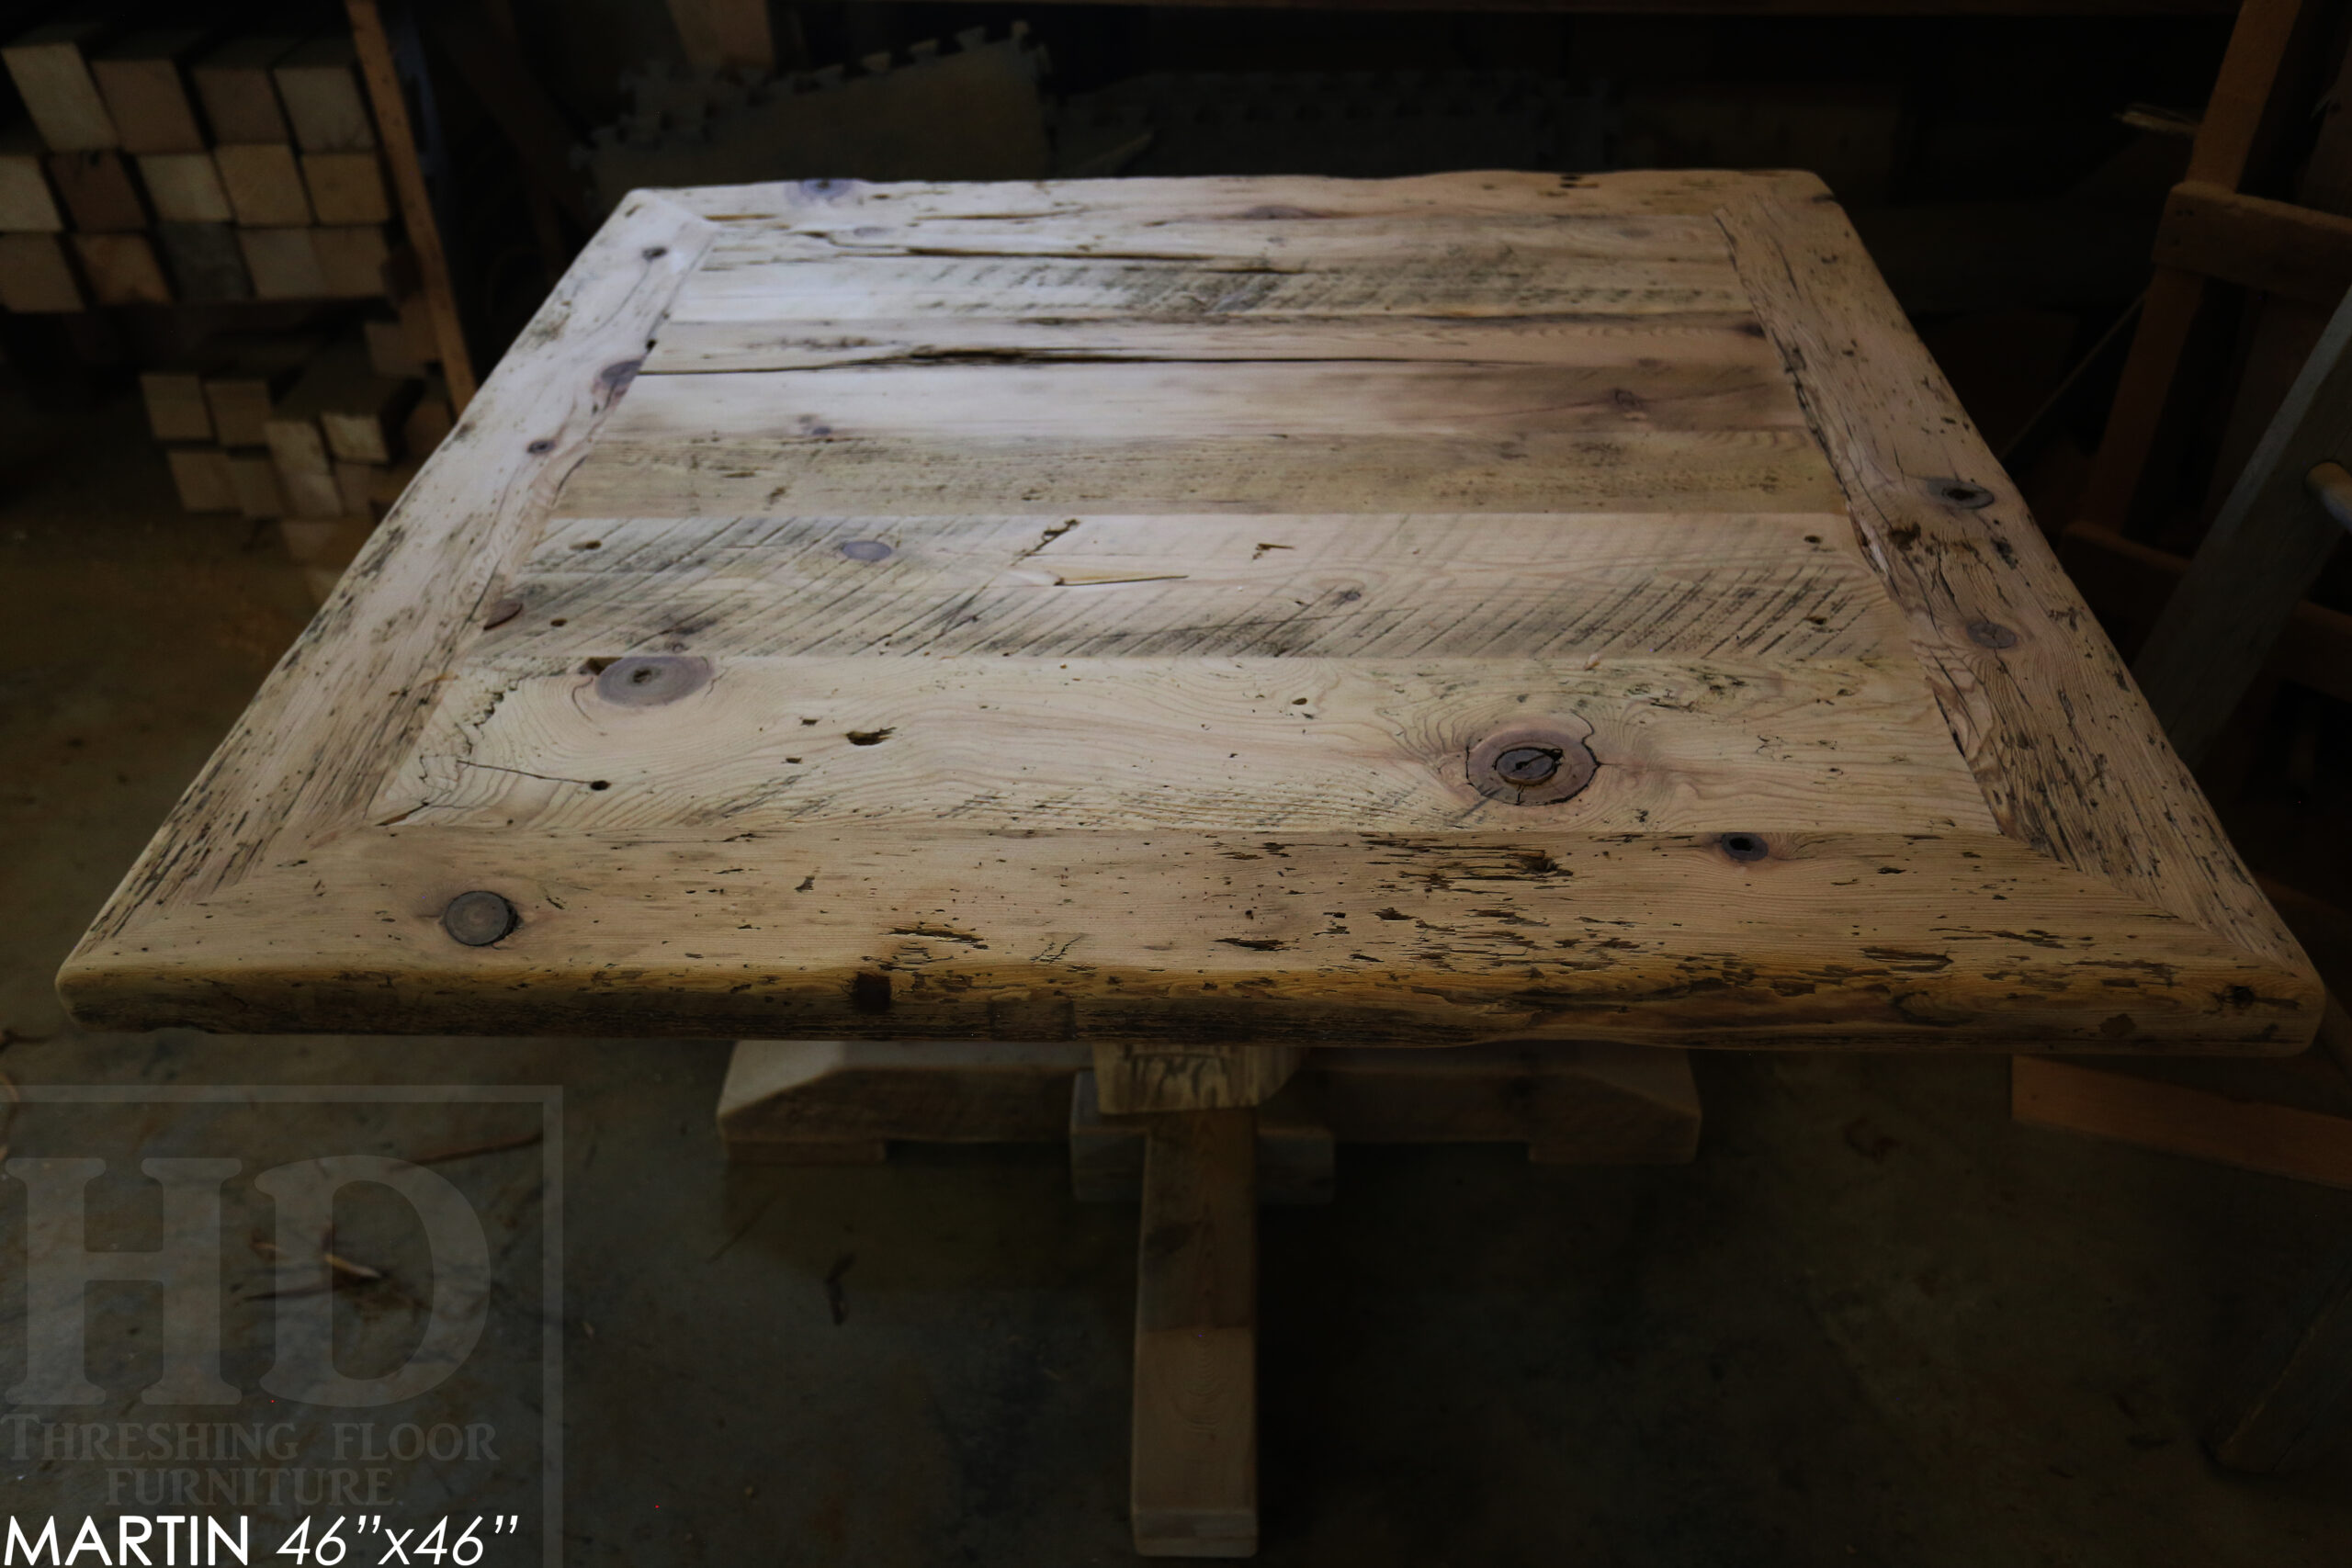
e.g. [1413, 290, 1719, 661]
[0, 18, 396, 309]
[142, 323, 453, 599]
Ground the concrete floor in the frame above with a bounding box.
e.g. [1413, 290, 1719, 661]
[6, 375, 2352, 1565]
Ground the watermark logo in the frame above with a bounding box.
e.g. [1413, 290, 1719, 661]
[0, 1087, 559, 1566]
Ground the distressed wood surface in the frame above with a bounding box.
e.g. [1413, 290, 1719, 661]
[60, 171, 2321, 1052]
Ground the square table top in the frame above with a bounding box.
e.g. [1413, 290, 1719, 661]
[62, 170, 2322, 1054]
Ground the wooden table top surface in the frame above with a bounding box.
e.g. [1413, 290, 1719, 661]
[61, 170, 2322, 1053]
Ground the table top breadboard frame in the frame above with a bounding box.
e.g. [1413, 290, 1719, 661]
[59, 170, 2323, 1053]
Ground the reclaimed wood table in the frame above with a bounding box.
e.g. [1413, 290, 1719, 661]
[64, 171, 2324, 1557]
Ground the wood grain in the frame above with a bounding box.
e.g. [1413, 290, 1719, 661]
[57, 171, 2323, 1056]
[1134, 1108, 1257, 1557]
[2013, 1055, 2352, 1189]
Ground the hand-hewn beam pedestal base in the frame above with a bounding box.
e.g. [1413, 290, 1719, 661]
[717, 1038, 1701, 1556]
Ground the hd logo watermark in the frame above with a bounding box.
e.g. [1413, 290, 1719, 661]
[0, 1088, 558, 1566]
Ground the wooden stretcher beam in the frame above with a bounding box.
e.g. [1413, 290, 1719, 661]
[1133, 1109, 1258, 1559]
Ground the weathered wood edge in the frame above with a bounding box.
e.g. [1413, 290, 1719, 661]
[61, 190, 719, 968]
[658, 168, 1789, 224]
[1714, 174, 2316, 1008]
[58, 827, 2312, 1051]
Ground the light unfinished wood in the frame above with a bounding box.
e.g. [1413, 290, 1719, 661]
[204, 344, 312, 448]
[226, 450, 285, 520]
[2155, 181, 2352, 307]
[321, 377, 418, 464]
[2013, 1055, 2352, 1189]
[56, 173, 2321, 1055]
[311, 223, 388, 297]
[4, 17, 119, 152]
[91, 29, 211, 154]
[366, 313, 426, 377]
[303, 150, 390, 225]
[193, 35, 298, 146]
[238, 226, 326, 299]
[275, 36, 375, 153]
[216, 142, 313, 228]
[1093, 1042, 1304, 1114]
[155, 222, 251, 303]
[44, 149, 144, 231]
[69, 231, 168, 305]
[2134, 283, 2352, 765]
[1069, 1043, 1702, 1198]
[0, 130, 62, 231]
[141, 152, 234, 225]
[141, 371, 214, 443]
[166, 447, 238, 513]
[1134, 1109, 1257, 1558]
[1069, 1070, 1337, 1204]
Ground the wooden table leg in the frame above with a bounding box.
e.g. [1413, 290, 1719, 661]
[1133, 1108, 1258, 1558]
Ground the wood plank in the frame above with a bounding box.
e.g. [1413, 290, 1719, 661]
[346, 0, 475, 409]
[238, 226, 326, 299]
[53, 171, 2325, 1055]
[641, 311, 1783, 374]
[2075, 0, 2310, 531]
[492, 511, 1896, 662]
[154, 222, 254, 304]
[560, 428, 1844, 517]
[321, 374, 420, 463]
[1094, 1043, 1303, 1114]
[0, 129, 62, 231]
[226, 449, 286, 520]
[56, 826, 2318, 1050]
[2133, 285, 2352, 764]
[2013, 1055, 2352, 1189]
[3, 17, 119, 152]
[301, 150, 390, 226]
[403, 385, 452, 456]
[205, 343, 313, 448]
[311, 223, 388, 297]
[68, 231, 169, 306]
[2155, 180, 2352, 305]
[91, 29, 212, 154]
[377, 653, 1993, 837]
[1073, 1044, 1700, 1195]
[193, 35, 298, 146]
[216, 141, 313, 227]
[140, 152, 234, 225]
[165, 446, 238, 513]
[44, 149, 145, 231]
[365, 314, 424, 377]
[141, 371, 215, 443]
[667, 248, 1750, 324]
[275, 35, 376, 153]
[1133, 1108, 1256, 1558]
[616, 360, 1810, 442]
[696, 208, 1735, 268]
[1715, 174, 2308, 977]
[64, 186, 713, 956]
